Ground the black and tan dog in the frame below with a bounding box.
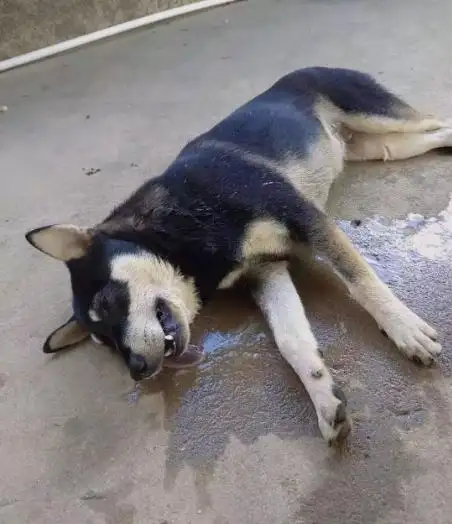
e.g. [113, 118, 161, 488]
[26, 67, 450, 444]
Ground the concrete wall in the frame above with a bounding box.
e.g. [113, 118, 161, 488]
[0, 0, 197, 60]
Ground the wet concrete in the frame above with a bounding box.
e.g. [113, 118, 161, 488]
[129, 205, 452, 523]
[1, 0, 452, 522]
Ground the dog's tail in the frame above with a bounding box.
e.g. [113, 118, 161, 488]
[339, 102, 444, 135]
[278, 67, 446, 134]
[326, 68, 444, 134]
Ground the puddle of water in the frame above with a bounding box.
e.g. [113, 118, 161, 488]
[200, 325, 266, 355]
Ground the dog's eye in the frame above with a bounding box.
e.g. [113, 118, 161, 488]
[155, 298, 168, 324]
[156, 306, 164, 322]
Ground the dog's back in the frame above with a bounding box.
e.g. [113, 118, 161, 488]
[180, 67, 435, 164]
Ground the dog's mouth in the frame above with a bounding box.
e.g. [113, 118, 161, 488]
[163, 333, 178, 358]
[90, 324, 204, 375]
[162, 330, 204, 368]
[155, 296, 188, 360]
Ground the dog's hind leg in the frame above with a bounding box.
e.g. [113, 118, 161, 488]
[307, 216, 442, 365]
[251, 261, 351, 445]
[344, 127, 452, 162]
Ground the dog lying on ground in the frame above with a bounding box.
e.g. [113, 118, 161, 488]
[26, 67, 449, 444]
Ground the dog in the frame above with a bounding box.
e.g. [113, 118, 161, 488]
[26, 67, 450, 445]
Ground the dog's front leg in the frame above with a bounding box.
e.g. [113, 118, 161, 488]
[310, 220, 442, 365]
[251, 261, 351, 445]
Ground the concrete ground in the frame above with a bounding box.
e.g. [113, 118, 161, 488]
[1, 0, 452, 522]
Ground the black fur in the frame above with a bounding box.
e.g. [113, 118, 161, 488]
[271, 67, 412, 117]
[68, 237, 135, 352]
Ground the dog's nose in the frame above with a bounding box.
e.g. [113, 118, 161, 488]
[129, 354, 148, 380]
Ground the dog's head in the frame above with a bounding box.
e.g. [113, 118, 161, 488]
[25, 224, 201, 380]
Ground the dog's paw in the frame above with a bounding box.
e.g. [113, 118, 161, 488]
[316, 385, 352, 445]
[380, 306, 441, 366]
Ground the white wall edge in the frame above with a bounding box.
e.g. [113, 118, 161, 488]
[0, 0, 241, 74]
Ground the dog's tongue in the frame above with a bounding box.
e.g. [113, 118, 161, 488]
[163, 345, 204, 369]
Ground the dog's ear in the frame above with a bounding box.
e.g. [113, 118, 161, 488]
[25, 224, 91, 261]
[43, 316, 90, 353]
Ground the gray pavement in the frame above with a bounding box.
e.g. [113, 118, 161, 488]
[1, 0, 452, 523]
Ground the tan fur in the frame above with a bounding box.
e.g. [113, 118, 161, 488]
[345, 127, 452, 161]
[241, 218, 290, 259]
[342, 113, 444, 134]
[47, 318, 89, 350]
[313, 95, 444, 134]
[110, 253, 200, 361]
[110, 254, 200, 321]
[28, 225, 91, 261]
[219, 218, 290, 289]
[279, 129, 345, 210]
[218, 268, 246, 290]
